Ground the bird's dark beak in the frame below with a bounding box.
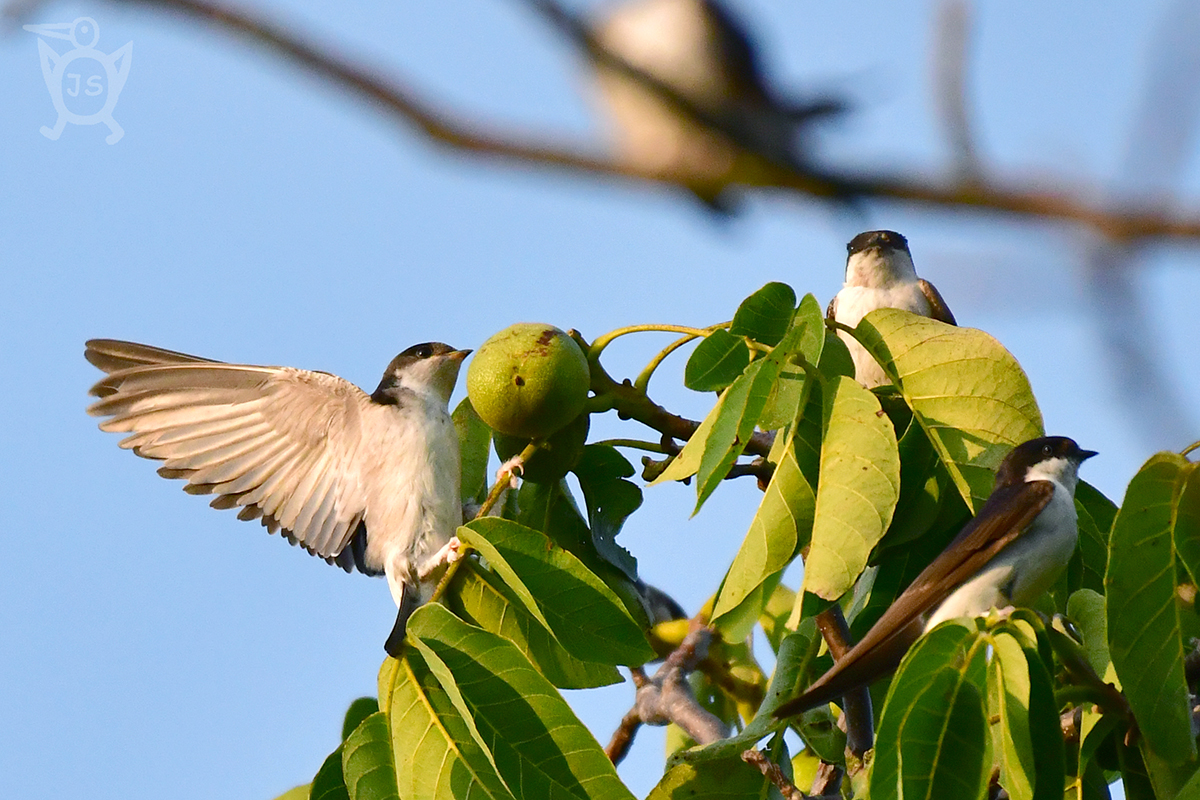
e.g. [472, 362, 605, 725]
[450, 349, 472, 362]
[1078, 449, 1099, 462]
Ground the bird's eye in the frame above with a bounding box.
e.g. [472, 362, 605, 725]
[415, 345, 433, 358]
[1042, 444, 1054, 457]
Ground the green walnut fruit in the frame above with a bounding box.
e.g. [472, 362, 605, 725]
[467, 323, 591, 439]
[493, 413, 590, 484]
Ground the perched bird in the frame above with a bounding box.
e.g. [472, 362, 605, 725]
[588, 0, 842, 211]
[85, 338, 471, 656]
[775, 436, 1096, 718]
[828, 230, 957, 388]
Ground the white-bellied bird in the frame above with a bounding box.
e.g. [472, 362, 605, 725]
[775, 435, 1096, 718]
[85, 338, 471, 656]
[828, 230, 957, 388]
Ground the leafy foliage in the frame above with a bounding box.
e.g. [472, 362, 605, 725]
[272, 283, 1200, 800]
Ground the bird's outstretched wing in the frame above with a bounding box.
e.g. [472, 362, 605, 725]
[86, 339, 372, 572]
[919, 279, 957, 326]
[86, 338, 219, 375]
[775, 479, 1054, 717]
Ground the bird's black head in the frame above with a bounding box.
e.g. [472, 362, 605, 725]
[372, 342, 471, 406]
[847, 230, 909, 257]
[993, 436, 1098, 490]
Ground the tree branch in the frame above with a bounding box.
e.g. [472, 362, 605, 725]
[814, 606, 874, 759]
[38, 0, 1200, 242]
[606, 628, 728, 764]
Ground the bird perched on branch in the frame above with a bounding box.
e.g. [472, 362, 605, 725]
[827, 230, 957, 388]
[775, 435, 1096, 718]
[85, 338, 471, 656]
[588, 0, 843, 211]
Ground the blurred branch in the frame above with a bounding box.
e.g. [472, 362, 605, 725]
[1082, 0, 1200, 450]
[931, 0, 981, 180]
[20, 0, 1194, 242]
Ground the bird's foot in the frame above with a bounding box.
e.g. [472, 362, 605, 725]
[417, 536, 461, 580]
[497, 456, 524, 489]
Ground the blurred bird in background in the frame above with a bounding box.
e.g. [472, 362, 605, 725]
[588, 0, 844, 211]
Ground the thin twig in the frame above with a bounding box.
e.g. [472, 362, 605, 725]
[742, 748, 807, 800]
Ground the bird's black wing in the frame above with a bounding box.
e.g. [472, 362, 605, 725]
[775, 480, 1055, 716]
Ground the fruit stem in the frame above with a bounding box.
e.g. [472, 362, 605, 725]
[571, 330, 774, 458]
[634, 330, 707, 393]
[588, 322, 729, 361]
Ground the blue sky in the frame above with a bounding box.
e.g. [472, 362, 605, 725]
[2, 1, 1197, 798]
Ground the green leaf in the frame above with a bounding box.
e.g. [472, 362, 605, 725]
[1106, 453, 1196, 765]
[572, 445, 641, 581]
[1173, 465, 1200, 588]
[870, 622, 990, 800]
[453, 398, 492, 505]
[515, 479, 592, 556]
[684, 329, 750, 392]
[730, 281, 797, 346]
[711, 434, 816, 632]
[758, 294, 824, 431]
[272, 785, 312, 800]
[409, 605, 637, 800]
[855, 308, 1043, 512]
[646, 759, 769, 800]
[459, 517, 654, 666]
[380, 650, 515, 800]
[342, 712, 399, 800]
[674, 622, 832, 766]
[801, 376, 901, 602]
[691, 359, 775, 510]
[1066, 589, 1114, 684]
[988, 629, 1064, 800]
[341, 697, 380, 742]
[447, 561, 621, 688]
[878, 413, 944, 550]
[310, 744, 349, 800]
[1077, 480, 1118, 535]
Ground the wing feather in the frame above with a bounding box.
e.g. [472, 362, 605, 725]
[87, 341, 375, 565]
[85, 338, 220, 375]
[775, 480, 1055, 716]
[918, 279, 957, 326]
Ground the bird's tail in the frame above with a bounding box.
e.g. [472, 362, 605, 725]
[384, 584, 422, 657]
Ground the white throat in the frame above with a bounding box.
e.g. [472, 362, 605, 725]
[844, 249, 918, 289]
[1024, 456, 1080, 494]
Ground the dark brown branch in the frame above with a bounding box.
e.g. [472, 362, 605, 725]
[52, 0, 1200, 242]
[604, 706, 643, 764]
[814, 606, 874, 760]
